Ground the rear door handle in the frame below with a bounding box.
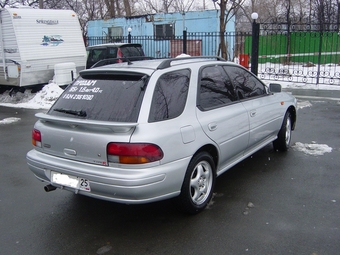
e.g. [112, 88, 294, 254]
[250, 110, 256, 117]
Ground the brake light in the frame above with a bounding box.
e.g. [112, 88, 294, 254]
[32, 129, 42, 147]
[107, 143, 163, 164]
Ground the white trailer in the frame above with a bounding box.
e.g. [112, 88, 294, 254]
[0, 7, 86, 87]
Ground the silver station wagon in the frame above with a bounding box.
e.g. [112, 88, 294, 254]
[27, 57, 297, 214]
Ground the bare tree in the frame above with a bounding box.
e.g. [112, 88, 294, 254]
[172, 0, 195, 12]
[123, 0, 131, 16]
[312, 0, 339, 26]
[136, 0, 179, 13]
[215, 0, 245, 59]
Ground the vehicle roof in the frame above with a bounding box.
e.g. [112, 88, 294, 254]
[80, 56, 236, 77]
[86, 43, 142, 49]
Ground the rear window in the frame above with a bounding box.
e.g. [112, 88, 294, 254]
[120, 45, 144, 57]
[48, 74, 148, 122]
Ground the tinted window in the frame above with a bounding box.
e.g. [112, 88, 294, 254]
[120, 46, 144, 57]
[49, 74, 148, 122]
[107, 47, 118, 58]
[199, 65, 237, 110]
[149, 69, 190, 122]
[91, 49, 107, 63]
[223, 66, 266, 99]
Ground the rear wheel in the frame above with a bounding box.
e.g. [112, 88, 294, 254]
[177, 152, 216, 214]
[273, 111, 292, 151]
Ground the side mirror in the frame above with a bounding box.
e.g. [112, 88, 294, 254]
[269, 83, 282, 93]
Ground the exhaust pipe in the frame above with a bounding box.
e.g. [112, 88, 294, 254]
[44, 184, 57, 192]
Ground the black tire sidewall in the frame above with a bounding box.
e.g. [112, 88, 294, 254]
[177, 152, 216, 214]
[274, 111, 291, 151]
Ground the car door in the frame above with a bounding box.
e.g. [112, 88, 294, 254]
[223, 66, 283, 150]
[196, 65, 249, 172]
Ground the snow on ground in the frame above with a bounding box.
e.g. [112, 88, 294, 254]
[292, 142, 333, 156]
[0, 117, 21, 125]
[297, 100, 313, 109]
[0, 82, 63, 110]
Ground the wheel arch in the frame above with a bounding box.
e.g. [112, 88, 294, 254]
[193, 144, 219, 171]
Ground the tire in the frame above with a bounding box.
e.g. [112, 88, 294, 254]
[177, 152, 216, 214]
[273, 111, 292, 151]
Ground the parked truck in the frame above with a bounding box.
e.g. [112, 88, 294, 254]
[0, 7, 86, 87]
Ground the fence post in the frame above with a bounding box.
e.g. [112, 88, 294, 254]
[251, 13, 260, 76]
[183, 30, 187, 54]
[316, 28, 323, 84]
[182, 11, 187, 55]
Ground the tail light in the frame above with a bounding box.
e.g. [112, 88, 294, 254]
[107, 143, 163, 164]
[32, 129, 42, 147]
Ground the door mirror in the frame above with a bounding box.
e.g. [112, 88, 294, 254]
[269, 83, 282, 93]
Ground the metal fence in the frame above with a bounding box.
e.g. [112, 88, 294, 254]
[86, 22, 340, 85]
[86, 32, 248, 60]
[254, 22, 340, 85]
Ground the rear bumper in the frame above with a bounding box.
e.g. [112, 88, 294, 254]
[26, 149, 190, 204]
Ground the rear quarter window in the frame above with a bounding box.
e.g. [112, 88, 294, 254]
[148, 69, 190, 122]
[49, 74, 148, 122]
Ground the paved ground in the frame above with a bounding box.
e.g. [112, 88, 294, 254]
[0, 91, 339, 255]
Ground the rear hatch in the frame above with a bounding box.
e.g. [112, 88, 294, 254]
[34, 70, 149, 166]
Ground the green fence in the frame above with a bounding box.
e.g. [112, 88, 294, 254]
[245, 31, 340, 65]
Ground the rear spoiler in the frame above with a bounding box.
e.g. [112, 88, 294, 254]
[35, 113, 138, 133]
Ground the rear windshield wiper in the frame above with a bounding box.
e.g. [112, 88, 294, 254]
[53, 108, 87, 117]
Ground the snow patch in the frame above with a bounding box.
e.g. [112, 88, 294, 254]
[0, 117, 21, 125]
[292, 142, 332, 156]
[176, 53, 191, 58]
[297, 100, 312, 109]
[0, 83, 63, 110]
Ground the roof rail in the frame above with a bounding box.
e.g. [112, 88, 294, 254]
[157, 56, 226, 70]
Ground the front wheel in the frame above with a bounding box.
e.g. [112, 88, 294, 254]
[177, 152, 216, 214]
[273, 111, 292, 151]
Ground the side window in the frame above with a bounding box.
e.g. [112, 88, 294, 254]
[107, 48, 117, 58]
[92, 49, 107, 63]
[223, 66, 266, 99]
[199, 65, 237, 110]
[149, 69, 190, 122]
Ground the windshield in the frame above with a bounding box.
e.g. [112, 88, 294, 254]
[49, 74, 148, 122]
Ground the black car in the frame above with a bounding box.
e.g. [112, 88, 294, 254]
[86, 43, 145, 68]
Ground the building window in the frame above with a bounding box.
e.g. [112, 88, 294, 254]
[154, 24, 174, 40]
[107, 27, 123, 42]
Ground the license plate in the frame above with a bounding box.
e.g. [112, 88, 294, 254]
[51, 172, 91, 191]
